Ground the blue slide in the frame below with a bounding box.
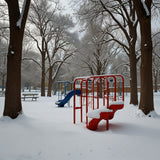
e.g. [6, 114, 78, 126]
[55, 89, 81, 107]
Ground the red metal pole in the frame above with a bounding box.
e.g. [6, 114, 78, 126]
[115, 75, 124, 101]
[80, 80, 83, 123]
[73, 79, 76, 124]
[107, 78, 109, 109]
[114, 76, 117, 101]
[97, 78, 99, 109]
[103, 78, 105, 106]
[106, 119, 109, 130]
[92, 78, 95, 110]
[121, 76, 125, 101]
[86, 78, 89, 126]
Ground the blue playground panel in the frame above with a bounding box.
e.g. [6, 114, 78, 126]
[53, 81, 72, 100]
[55, 89, 81, 107]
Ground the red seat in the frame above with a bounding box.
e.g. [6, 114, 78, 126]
[87, 103, 124, 130]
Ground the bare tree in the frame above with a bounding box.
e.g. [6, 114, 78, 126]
[21, 48, 41, 90]
[152, 32, 160, 92]
[132, 0, 154, 115]
[153, 0, 160, 9]
[76, 0, 139, 105]
[0, 2, 8, 93]
[79, 23, 118, 76]
[0, 41, 7, 91]
[46, 30, 74, 97]
[27, 0, 74, 97]
[110, 52, 130, 78]
[74, 23, 120, 98]
[27, 0, 54, 96]
[3, 0, 31, 119]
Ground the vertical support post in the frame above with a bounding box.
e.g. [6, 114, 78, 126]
[97, 78, 99, 109]
[121, 76, 124, 101]
[106, 119, 109, 130]
[114, 76, 117, 101]
[103, 78, 105, 106]
[73, 80, 76, 124]
[86, 79, 89, 126]
[80, 80, 83, 123]
[92, 78, 95, 110]
[107, 78, 109, 109]
[64, 82, 66, 96]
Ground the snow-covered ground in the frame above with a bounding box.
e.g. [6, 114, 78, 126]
[0, 93, 160, 160]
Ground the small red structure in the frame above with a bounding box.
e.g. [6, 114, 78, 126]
[73, 75, 124, 130]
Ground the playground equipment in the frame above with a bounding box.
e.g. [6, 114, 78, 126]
[53, 81, 72, 99]
[73, 74, 124, 130]
[56, 89, 81, 107]
[54, 81, 73, 107]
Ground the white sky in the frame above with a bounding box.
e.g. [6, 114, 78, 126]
[59, 0, 75, 15]
[59, 0, 83, 37]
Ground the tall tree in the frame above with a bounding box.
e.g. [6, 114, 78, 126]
[27, 0, 74, 97]
[79, 23, 118, 76]
[27, 0, 51, 96]
[0, 41, 7, 91]
[99, 0, 139, 105]
[3, 0, 31, 119]
[46, 29, 74, 97]
[132, 0, 154, 115]
[152, 32, 160, 92]
[78, 0, 139, 105]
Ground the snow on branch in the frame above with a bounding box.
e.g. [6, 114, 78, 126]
[16, 0, 27, 29]
[22, 57, 42, 68]
[141, 0, 150, 16]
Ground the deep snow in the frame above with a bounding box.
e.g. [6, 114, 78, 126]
[0, 93, 160, 160]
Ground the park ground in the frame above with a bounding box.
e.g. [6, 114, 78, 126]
[0, 92, 160, 160]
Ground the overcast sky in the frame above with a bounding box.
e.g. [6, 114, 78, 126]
[59, 0, 74, 15]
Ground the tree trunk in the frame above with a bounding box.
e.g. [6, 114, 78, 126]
[133, 0, 154, 115]
[139, 20, 154, 114]
[129, 48, 138, 105]
[4, 39, 23, 118]
[153, 70, 158, 92]
[3, 2, 23, 118]
[2, 74, 5, 91]
[154, 71, 158, 92]
[3, 0, 31, 119]
[41, 52, 45, 96]
[29, 83, 31, 92]
[47, 67, 53, 97]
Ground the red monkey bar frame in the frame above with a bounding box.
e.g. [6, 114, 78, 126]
[73, 75, 124, 127]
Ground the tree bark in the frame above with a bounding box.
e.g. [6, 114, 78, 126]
[2, 74, 5, 91]
[133, 0, 154, 115]
[129, 47, 138, 105]
[128, 12, 139, 105]
[139, 20, 154, 114]
[47, 67, 53, 97]
[153, 70, 158, 92]
[41, 51, 45, 96]
[3, 0, 31, 119]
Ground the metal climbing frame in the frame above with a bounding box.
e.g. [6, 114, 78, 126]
[53, 81, 73, 100]
[73, 75, 124, 126]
